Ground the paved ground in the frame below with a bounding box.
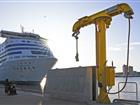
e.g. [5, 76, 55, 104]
[0, 86, 138, 105]
[0, 91, 125, 105]
[0, 96, 123, 105]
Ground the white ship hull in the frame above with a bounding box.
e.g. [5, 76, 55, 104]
[0, 57, 57, 82]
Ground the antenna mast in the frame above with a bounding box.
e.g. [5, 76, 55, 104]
[20, 25, 24, 33]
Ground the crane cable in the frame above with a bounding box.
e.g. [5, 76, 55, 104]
[72, 31, 80, 62]
[108, 18, 131, 94]
[72, 17, 131, 94]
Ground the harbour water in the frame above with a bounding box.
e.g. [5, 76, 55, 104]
[109, 77, 140, 102]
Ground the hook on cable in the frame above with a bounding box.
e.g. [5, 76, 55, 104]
[72, 31, 80, 38]
[72, 31, 80, 62]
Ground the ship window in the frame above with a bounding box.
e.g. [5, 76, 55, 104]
[9, 56, 13, 59]
[7, 51, 22, 55]
[0, 51, 22, 59]
[0, 58, 7, 63]
[24, 67, 26, 70]
[31, 51, 47, 55]
[14, 56, 20, 58]
[32, 66, 35, 70]
[4, 47, 44, 53]
[5, 44, 39, 48]
[27, 41, 30, 43]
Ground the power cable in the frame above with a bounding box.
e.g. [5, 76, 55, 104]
[108, 18, 131, 94]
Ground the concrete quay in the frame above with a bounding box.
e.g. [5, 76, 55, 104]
[0, 66, 138, 105]
[0, 94, 124, 105]
[0, 88, 135, 105]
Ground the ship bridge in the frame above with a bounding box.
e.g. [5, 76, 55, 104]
[0, 30, 40, 39]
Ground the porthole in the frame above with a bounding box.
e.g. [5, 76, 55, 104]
[24, 67, 26, 70]
[32, 66, 35, 70]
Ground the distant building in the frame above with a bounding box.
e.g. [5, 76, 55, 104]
[129, 66, 133, 74]
[123, 65, 128, 76]
[116, 65, 140, 77]
[123, 65, 133, 76]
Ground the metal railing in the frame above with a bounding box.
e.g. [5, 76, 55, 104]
[113, 99, 140, 105]
[118, 82, 138, 100]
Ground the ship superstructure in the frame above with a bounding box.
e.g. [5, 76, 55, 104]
[0, 30, 57, 83]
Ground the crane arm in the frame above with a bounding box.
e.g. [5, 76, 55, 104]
[71, 3, 134, 104]
[72, 3, 134, 34]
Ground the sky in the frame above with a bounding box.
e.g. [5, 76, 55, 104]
[0, 0, 140, 72]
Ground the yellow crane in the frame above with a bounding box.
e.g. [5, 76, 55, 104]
[72, 3, 134, 104]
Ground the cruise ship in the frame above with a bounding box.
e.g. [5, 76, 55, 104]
[0, 30, 57, 84]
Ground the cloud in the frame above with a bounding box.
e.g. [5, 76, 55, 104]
[116, 42, 140, 47]
[131, 42, 140, 46]
[108, 42, 138, 52]
[108, 47, 121, 51]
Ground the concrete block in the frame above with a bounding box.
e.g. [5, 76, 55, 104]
[46, 66, 97, 102]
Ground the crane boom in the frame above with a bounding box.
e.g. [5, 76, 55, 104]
[72, 3, 134, 104]
[72, 3, 133, 34]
